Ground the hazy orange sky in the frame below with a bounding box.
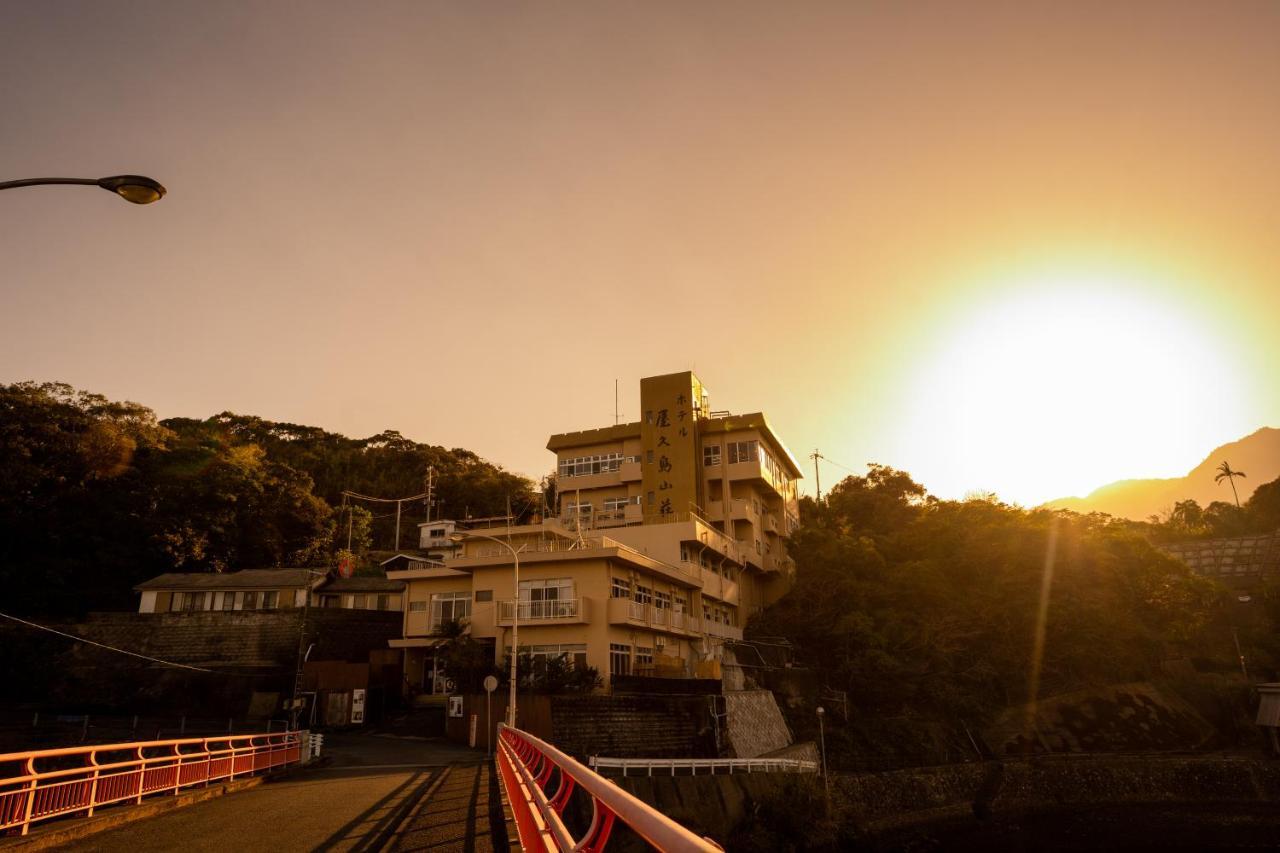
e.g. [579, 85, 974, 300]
[3, 2, 1278, 506]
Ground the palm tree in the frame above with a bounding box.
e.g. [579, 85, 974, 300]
[1215, 461, 1247, 508]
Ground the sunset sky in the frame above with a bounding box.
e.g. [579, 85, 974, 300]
[3, 2, 1278, 506]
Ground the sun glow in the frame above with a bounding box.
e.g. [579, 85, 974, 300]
[892, 271, 1252, 506]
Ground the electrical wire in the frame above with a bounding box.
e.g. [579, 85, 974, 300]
[0, 611, 223, 674]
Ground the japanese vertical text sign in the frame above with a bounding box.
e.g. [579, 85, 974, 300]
[640, 372, 706, 521]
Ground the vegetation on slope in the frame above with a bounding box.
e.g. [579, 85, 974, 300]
[0, 381, 534, 615]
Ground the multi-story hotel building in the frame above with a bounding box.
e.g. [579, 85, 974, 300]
[390, 371, 802, 694]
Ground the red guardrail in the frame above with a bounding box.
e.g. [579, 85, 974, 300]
[495, 724, 722, 852]
[0, 731, 302, 836]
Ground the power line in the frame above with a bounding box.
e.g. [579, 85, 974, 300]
[341, 490, 430, 504]
[0, 611, 224, 674]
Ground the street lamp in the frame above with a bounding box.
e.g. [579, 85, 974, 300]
[451, 531, 521, 727]
[817, 706, 830, 812]
[0, 174, 166, 204]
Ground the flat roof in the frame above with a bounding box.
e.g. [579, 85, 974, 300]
[547, 422, 642, 451]
[546, 412, 802, 479]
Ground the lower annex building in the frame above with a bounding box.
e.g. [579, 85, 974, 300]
[390, 371, 803, 694]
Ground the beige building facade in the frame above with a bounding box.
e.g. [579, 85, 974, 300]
[391, 371, 802, 694]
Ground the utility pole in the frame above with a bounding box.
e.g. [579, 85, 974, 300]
[395, 499, 402, 552]
[425, 466, 436, 524]
[810, 449, 823, 501]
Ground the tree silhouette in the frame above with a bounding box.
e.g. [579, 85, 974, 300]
[1215, 461, 1248, 508]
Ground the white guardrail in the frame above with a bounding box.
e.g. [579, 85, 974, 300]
[588, 756, 819, 777]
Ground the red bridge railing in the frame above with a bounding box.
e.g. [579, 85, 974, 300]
[0, 731, 302, 836]
[495, 724, 722, 852]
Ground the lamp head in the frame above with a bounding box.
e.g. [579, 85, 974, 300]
[816, 706, 825, 716]
[97, 174, 166, 204]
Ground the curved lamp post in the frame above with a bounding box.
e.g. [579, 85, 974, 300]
[451, 531, 520, 727]
[0, 174, 166, 204]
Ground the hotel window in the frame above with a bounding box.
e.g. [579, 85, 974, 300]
[408, 600, 426, 612]
[376, 594, 391, 611]
[174, 591, 206, 612]
[636, 646, 654, 667]
[221, 592, 236, 611]
[635, 585, 652, 606]
[611, 577, 632, 599]
[603, 497, 628, 512]
[654, 590, 671, 610]
[519, 578, 574, 618]
[526, 643, 588, 670]
[428, 528, 445, 538]
[558, 453, 624, 478]
[673, 593, 687, 612]
[262, 591, 278, 609]
[702, 603, 712, 623]
[352, 594, 366, 609]
[243, 591, 259, 610]
[431, 591, 471, 627]
[728, 440, 758, 464]
[475, 589, 493, 602]
[646, 450, 654, 464]
[609, 643, 632, 676]
[703, 444, 721, 466]
[647, 490, 655, 505]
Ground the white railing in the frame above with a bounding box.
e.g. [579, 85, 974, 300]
[589, 756, 819, 777]
[499, 599, 582, 621]
[497, 725, 722, 852]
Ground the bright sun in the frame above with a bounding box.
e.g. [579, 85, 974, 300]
[892, 273, 1251, 506]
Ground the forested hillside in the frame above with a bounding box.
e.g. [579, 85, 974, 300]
[0, 382, 535, 616]
[751, 465, 1280, 766]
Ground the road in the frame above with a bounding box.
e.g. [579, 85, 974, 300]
[63, 733, 485, 853]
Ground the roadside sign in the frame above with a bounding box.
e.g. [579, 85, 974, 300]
[483, 675, 498, 693]
[351, 689, 366, 724]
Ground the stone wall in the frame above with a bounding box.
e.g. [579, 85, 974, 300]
[835, 755, 1280, 834]
[549, 694, 717, 759]
[724, 689, 792, 758]
[1, 610, 402, 715]
[593, 755, 1280, 847]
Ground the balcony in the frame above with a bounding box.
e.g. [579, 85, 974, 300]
[497, 597, 589, 625]
[703, 620, 744, 641]
[705, 498, 760, 526]
[762, 554, 795, 575]
[607, 597, 700, 636]
[764, 514, 779, 534]
[620, 460, 642, 482]
[695, 566, 740, 605]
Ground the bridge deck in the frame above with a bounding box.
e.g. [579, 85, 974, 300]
[51, 733, 493, 853]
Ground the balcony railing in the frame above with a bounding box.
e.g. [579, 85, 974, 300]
[609, 598, 698, 634]
[498, 598, 584, 622]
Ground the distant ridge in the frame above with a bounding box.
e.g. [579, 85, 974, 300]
[1044, 427, 1280, 520]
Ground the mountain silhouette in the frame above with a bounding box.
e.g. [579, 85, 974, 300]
[1045, 427, 1280, 520]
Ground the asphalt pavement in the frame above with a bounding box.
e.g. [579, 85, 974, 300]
[61, 733, 485, 853]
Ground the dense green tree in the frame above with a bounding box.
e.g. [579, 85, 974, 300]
[0, 382, 534, 616]
[751, 466, 1225, 724]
